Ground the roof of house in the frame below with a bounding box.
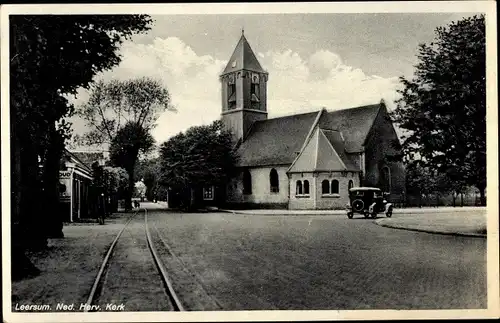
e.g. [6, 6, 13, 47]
[237, 103, 382, 167]
[69, 151, 106, 169]
[221, 32, 267, 76]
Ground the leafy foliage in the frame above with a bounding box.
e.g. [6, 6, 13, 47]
[78, 77, 173, 210]
[159, 120, 238, 192]
[76, 77, 174, 147]
[392, 15, 486, 204]
[109, 122, 155, 171]
[135, 158, 161, 201]
[10, 15, 152, 252]
[134, 181, 147, 198]
[103, 166, 129, 196]
[11, 15, 153, 151]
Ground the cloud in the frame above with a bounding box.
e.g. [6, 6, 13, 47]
[70, 37, 401, 145]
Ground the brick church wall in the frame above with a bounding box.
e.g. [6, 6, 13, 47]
[363, 106, 405, 203]
[314, 172, 359, 210]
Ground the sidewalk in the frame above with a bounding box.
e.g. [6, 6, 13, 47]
[11, 214, 131, 311]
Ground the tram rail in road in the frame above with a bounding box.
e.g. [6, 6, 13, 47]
[83, 208, 185, 312]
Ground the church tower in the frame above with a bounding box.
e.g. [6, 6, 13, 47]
[220, 30, 268, 143]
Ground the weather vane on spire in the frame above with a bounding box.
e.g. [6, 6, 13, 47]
[242, 27, 244, 35]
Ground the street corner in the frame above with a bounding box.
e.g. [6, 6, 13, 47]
[374, 215, 487, 238]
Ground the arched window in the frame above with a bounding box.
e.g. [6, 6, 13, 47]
[322, 180, 330, 194]
[381, 166, 391, 193]
[348, 180, 354, 192]
[270, 168, 279, 193]
[331, 180, 339, 194]
[303, 180, 310, 195]
[296, 180, 303, 195]
[243, 169, 252, 195]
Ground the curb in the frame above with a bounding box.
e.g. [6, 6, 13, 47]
[374, 220, 486, 238]
[218, 207, 486, 216]
[218, 209, 346, 216]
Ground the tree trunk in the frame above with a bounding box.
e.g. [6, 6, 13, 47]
[460, 193, 464, 207]
[19, 140, 48, 250]
[11, 132, 41, 280]
[452, 193, 456, 207]
[125, 170, 134, 211]
[479, 187, 486, 206]
[42, 126, 64, 238]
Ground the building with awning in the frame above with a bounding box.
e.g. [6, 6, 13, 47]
[59, 150, 95, 222]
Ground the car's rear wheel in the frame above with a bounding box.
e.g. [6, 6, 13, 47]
[347, 212, 353, 219]
[363, 212, 370, 218]
[371, 212, 377, 218]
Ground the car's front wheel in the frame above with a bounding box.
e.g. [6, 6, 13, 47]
[386, 207, 393, 218]
[371, 212, 377, 218]
[363, 212, 370, 218]
[347, 212, 353, 219]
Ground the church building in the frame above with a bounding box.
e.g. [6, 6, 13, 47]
[219, 31, 405, 210]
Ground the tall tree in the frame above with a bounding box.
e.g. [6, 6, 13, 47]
[76, 77, 174, 146]
[77, 77, 173, 209]
[392, 15, 486, 205]
[159, 120, 238, 209]
[109, 121, 155, 209]
[10, 15, 152, 279]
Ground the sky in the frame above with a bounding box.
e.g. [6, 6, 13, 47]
[68, 11, 478, 148]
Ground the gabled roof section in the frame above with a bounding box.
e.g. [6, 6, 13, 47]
[236, 111, 319, 167]
[287, 127, 320, 173]
[318, 103, 381, 153]
[320, 129, 359, 171]
[221, 32, 267, 76]
[288, 128, 359, 173]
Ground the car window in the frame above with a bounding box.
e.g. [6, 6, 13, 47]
[352, 191, 364, 197]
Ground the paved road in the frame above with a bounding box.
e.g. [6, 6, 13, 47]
[147, 209, 486, 310]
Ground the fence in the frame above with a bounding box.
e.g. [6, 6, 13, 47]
[403, 192, 482, 207]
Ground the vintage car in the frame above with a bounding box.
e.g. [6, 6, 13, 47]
[346, 187, 393, 219]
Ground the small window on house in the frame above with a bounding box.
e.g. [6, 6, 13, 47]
[348, 180, 354, 192]
[270, 168, 279, 193]
[322, 180, 330, 194]
[203, 186, 214, 200]
[303, 180, 310, 195]
[296, 180, 303, 195]
[331, 180, 339, 194]
[243, 169, 252, 195]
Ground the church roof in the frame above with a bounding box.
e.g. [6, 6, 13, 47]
[221, 32, 267, 76]
[320, 129, 359, 170]
[318, 104, 381, 153]
[288, 128, 359, 173]
[236, 103, 381, 167]
[237, 111, 320, 167]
